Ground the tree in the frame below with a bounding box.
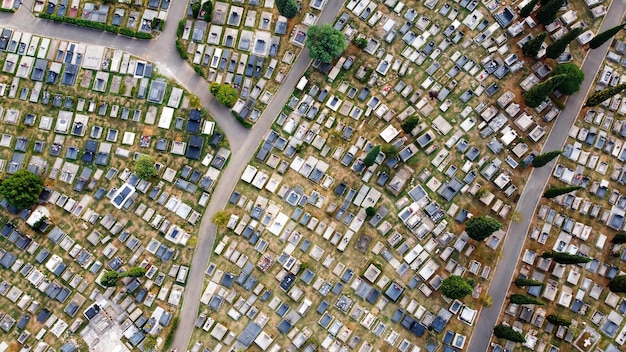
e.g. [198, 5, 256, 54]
[609, 275, 626, 293]
[465, 216, 502, 241]
[381, 144, 398, 158]
[124, 267, 147, 278]
[612, 232, 626, 244]
[543, 185, 582, 198]
[522, 32, 546, 58]
[305, 24, 347, 64]
[209, 82, 221, 95]
[523, 74, 567, 107]
[585, 84, 626, 107]
[493, 324, 526, 343]
[353, 37, 368, 49]
[363, 145, 381, 167]
[276, 0, 298, 19]
[0, 170, 44, 209]
[532, 150, 561, 167]
[541, 251, 591, 264]
[546, 28, 583, 59]
[191, 1, 201, 18]
[514, 278, 545, 287]
[100, 271, 120, 287]
[401, 116, 420, 134]
[440, 275, 473, 299]
[212, 210, 229, 227]
[510, 294, 546, 305]
[520, 0, 539, 17]
[536, 0, 564, 25]
[135, 155, 157, 180]
[547, 314, 572, 326]
[201, 0, 213, 22]
[589, 23, 626, 50]
[217, 85, 238, 108]
[365, 207, 376, 217]
[553, 63, 584, 95]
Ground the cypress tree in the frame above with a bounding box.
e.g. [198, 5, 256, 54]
[531, 150, 561, 167]
[522, 32, 547, 58]
[585, 84, 626, 107]
[523, 74, 567, 107]
[589, 23, 626, 50]
[542, 185, 582, 198]
[536, 0, 565, 25]
[546, 28, 583, 59]
[520, 0, 539, 17]
[510, 294, 546, 305]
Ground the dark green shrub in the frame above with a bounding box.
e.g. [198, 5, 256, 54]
[510, 294, 545, 305]
[513, 278, 545, 287]
[493, 324, 526, 343]
[531, 150, 561, 167]
[547, 314, 571, 326]
[612, 232, 626, 244]
[543, 186, 582, 198]
[540, 251, 591, 264]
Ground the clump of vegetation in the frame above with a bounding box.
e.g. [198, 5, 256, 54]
[553, 63, 584, 95]
[305, 24, 347, 63]
[543, 185, 582, 198]
[191, 1, 201, 18]
[363, 145, 381, 167]
[523, 74, 567, 107]
[353, 37, 368, 49]
[276, 0, 299, 18]
[201, 0, 213, 22]
[611, 232, 626, 244]
[519, 0, 539, 17]
[210, 83, 239, 108]
[365, 207, 376, 217]
[100, 266, 147, 287]
[212, 211, 230, 227]
[546, 28, 582, 59]
[513, 278, 545, 287]
[609, 275, 626, 293]
[176, 40, 188, 60]
[493, 324, 526, 343]
[531, 150, 561, 167]
[441, 275, 474, 299]
[401, 116, 420, 134]
[547, 314, 572, 326]
[536, 0, 565, 25]
[135, 155, 157, 180]
[465, 216, 502, 241]
[540, 251, 591, 264]
[510, 294, 545, 305]
[589, 23, 626, 50]
[522, 32, 547, 58]
[585, 84, 626, 107]
[0, 170, 44, 209]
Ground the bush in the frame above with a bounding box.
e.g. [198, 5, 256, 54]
[216, 85, 239, 108]
[363, 145, 380, 167]
[536, 0, 565, 25]
[510, 294, 545, 305]
[585, 84, 626, 107]
[135, 155, 157, 179]
[0, 170, 44, 209]
[120, 28, 135, 37]
[201, 0, 213, 22]
[401, 116, 420, 134]
[589, 23, 626, 50]
[212, 211, 229, 227]
[520, 0, 539, 17]
[134, 32, 153, 39]
[365, 207, 376, 217]
[522, 32, 546, 58]
[541, 251, 591, 264]
[100, 271, 120, 287]
[191, 1, 201, 18]
[543, 185, 582, 198]
[105, 25, 119, 34]
[546, 28, 583, 59]
[123, 267, 147, 278]
[194, 65, 205, 77]
[0, 7, 15, 12]
[231, 111, 253, 128]
[306, 24, 347, 63]
[276, 0, 298, 18]
[177, 20, 185, 37]
[493, 324, 526, 343]
[441, 275, 473, 299]
[547, 314, 571, 326]
[176, 40, 188, 60]
[210, 82, 221, 95]
[553, 63, 584, 95]
[513, 278, 545, 287]
[609, 275, 626, 293]
[38, 14, 152, 38]
[465, 216, 502, 241]
[612, 232, 626, 244]
[353, 37, 368, 49]
[531, 150, 561, 167]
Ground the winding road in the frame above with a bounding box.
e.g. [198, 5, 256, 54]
[467, 2, 626, 351]
[2, 1, 343, 350]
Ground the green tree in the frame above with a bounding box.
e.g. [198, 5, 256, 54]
[546, 28, 583, 59]
[209, 82, 221, 95]
[510, 294, 545, 305]
[522, 32, 547, 58]
[276, 0, 298, 19]
[547, 314, 572, 326]
[353, 37, 368, 49]
[363, 145, 381, 167]
[216, 85, 239, 108]
[124, 267, 147, 278]
[401, 116, 420, 134]
[531, 150, 561, 167]
[465, 216, 502, 241]
[543, 185, 582, 198]
[212, 210, 229, 227]
[365, 207, 376, 217]
[494, 324, 526, 342]
[514, 278, 545, 287]
[536, 0, 564, 25]
[520, 0, 539, 17]
[191, 1, 201, 18]
[305, 24, 348, 63]
[135, 155, 157, 180]
[523, 74, 567, 107]
[589, 23, 626, 50]
[440, 275, 473, 300]
[0, 170, 44, 209]
[100, 271, 120, 287]
[381, 144, 398, 158]
[201, 0, 213, 22]
[612, 232, 626, 244]
[609, 275, 626, 293]
[553, 63, 584, 95]
[585, 84, 626, 107]
[541, 251, 591, 264]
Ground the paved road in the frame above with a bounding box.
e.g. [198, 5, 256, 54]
[1, 1, 343, 351]
[467, 4, 626, 352]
